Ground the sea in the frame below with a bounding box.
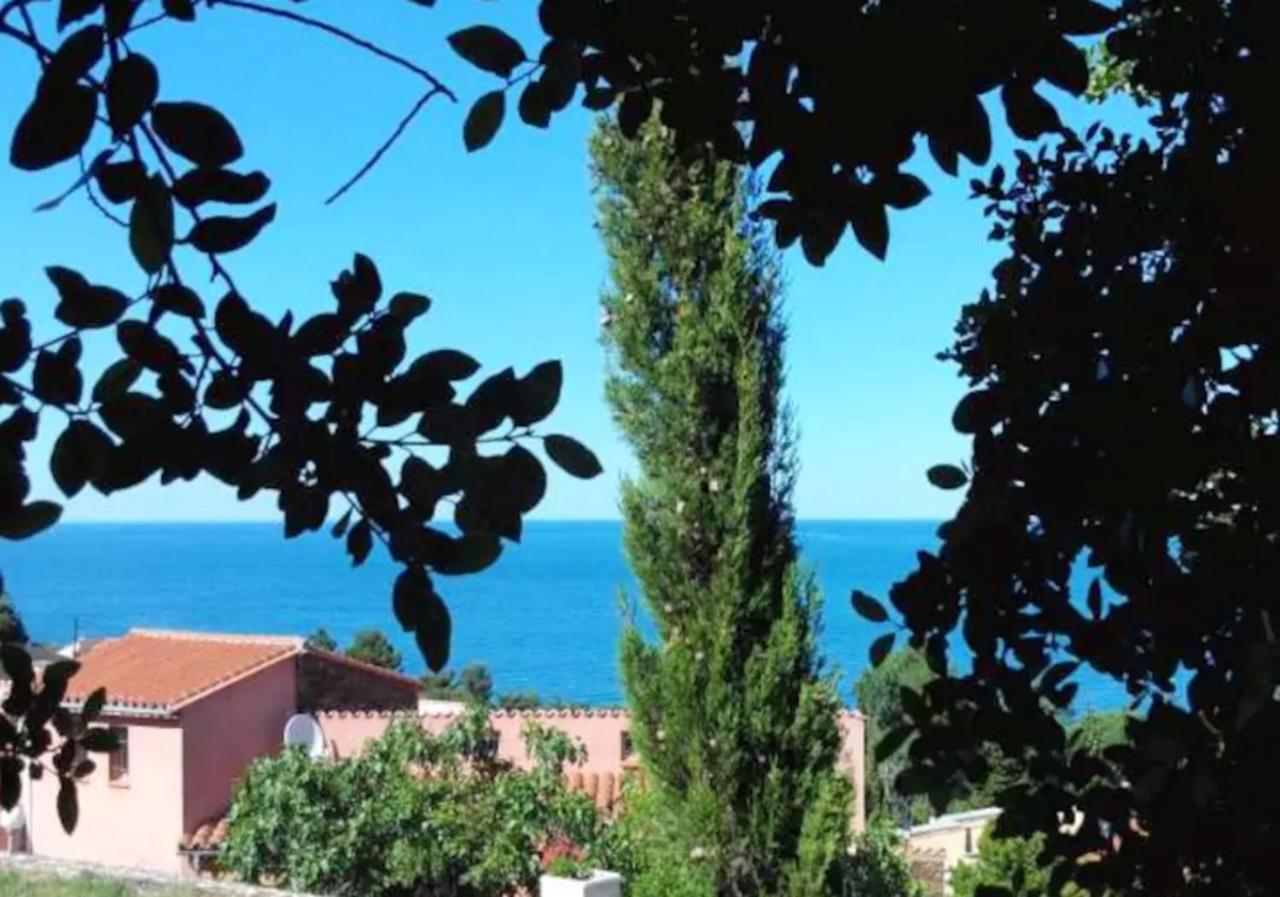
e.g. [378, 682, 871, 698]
[0, 520, 1127, 709]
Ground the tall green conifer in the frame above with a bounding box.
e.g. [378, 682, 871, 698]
[592, 117, 851, 897]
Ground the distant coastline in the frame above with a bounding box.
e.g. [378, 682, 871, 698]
[1, 520, 1124, 710]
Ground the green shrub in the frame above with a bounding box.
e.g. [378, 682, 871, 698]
[223, 705, 607, 897]
[845, 817, 923, 897]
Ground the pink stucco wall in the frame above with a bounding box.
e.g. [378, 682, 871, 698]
[321, 706, 866, 828]
[836, 710, 867, 832]
[180, 659, 298, 834]
[319, 709, 634, 773]
[28, 716, 186, 874]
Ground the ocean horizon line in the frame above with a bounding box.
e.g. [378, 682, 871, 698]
[40, 517, 946, 526]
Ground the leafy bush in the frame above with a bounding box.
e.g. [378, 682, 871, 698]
[845, 818, 923, 897]
[223, 705, 607, 897]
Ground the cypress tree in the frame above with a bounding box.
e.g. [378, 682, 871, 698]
[592, 117, 851, 897]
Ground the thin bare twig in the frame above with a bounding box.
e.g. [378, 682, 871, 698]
[209, 0, 457, 101]
[126, 11, 170, 35]
[325, 87, 444, 205]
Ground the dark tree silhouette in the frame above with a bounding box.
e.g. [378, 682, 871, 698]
[0, 587, 30, 645]
[854, 2, 1280, 895]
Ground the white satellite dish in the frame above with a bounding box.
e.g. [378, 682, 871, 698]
[283, 713, 327, 759]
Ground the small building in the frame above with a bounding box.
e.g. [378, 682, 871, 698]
[904, 806, 1001, 896]
[15, 629, 421, 875]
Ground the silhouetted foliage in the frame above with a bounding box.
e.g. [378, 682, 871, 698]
[451, 0, 1115, 264]
[0, 574, 117, 835]
[0, 589, 29, 645]
[859, 2, 1280, 895]
[0, 0, 602, 823]
[854, 648, 934, 824]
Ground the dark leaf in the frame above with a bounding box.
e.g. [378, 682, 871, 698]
[103, 0, 137, 37]
[82, 687, 107, 722]
[511, 360, 562, 427]
[870, 633, 895, 668]
[852, 590, 889, 623]
[347, 519, 373, 566]
[151, 284, 204, 319]
[1002, 84, 1063, 140]
[544, 434, 602, 479]
[117, 321, 182, 373]
[52, 420, 111, 498]
[435, 532, 502, 576]
[58, 0, 104, 30]
[33, 347, 82, 405]
[464, 91, 505, 152]
[393, 565, 430, 632]
[504, 444, 546, 513]
[518, 81, 551, 128]
[849, 200, 889, 260]
[172, 168, 270, 209]
[151, 101, 243, 167]
[293, 313, 346, 356]
[1057, 1, 1120, 34]
[1040, 38, 1089, 95]
[47, 267, 128, 329]
[0, 644, 35, 690]
[414, 589, 452, 672]
[129, 175, 174, 274]
[46, 25, 105, 86]
[926, 464, 968, 490]
[416, 350, 480, 382]
[57, 778, 78, 833]
[187, 204, 277, 254]
[10, 84, 98, 171]
[0, 500, 63, 540]
[92, 358, 141, 403]
[880, 172, 931, 210]
[96, 160, 147, 203]
[106, 54, 159, 135]
[617, 90, 651, 138]
[0, 757, 19, 811]
[203, 370, 246, 410]
[388, 292, 431, 324]
[448, 26, 527, 78]
[330, 508, 352, 538]
[162, 0, 196, 21]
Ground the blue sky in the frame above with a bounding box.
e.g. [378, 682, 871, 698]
[0, 3, 1145, 522]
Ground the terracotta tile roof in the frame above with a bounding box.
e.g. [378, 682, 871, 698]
[64, 629, 302, 713]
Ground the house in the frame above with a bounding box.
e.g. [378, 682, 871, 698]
[14, 629, 421, 875]
[903, 806, 1002, 896]
[6, 628, 868, 876]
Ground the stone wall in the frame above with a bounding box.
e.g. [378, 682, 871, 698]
[0, 854, 320, 896]
[906, 846, 948, 897]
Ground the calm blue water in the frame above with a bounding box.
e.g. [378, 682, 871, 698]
[0, 521, 1126, 708]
